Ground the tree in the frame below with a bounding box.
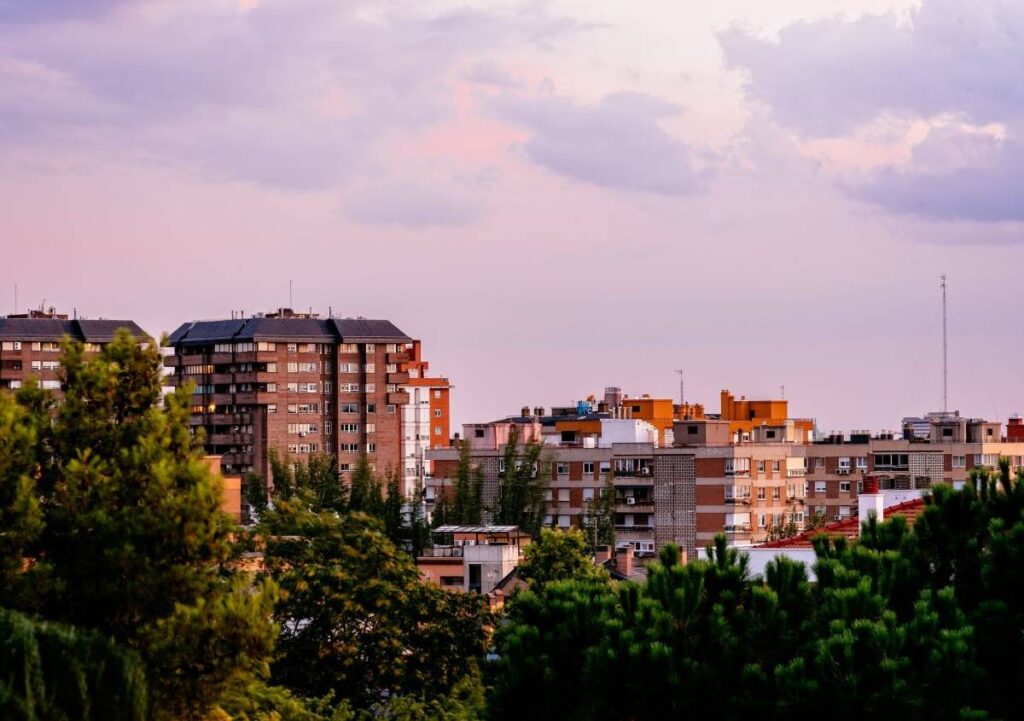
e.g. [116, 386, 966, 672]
[493, 426, 549, 537]
[0, 607, 147, 721]
[348, 453, 383, 516]
[258, 491, 491, 711]
[516, 528, 609, 591]
[581, 472, 615, 552]
[383, 469, 404, 545]
[0, 333, 277, 720]
[450, 440, 484, 525]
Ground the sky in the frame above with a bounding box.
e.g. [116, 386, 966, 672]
[2, 0, 1023, 434]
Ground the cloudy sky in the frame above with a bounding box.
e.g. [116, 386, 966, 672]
[2, 0, 1022, 433]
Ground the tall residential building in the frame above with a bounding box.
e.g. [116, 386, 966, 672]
[719, 388, 815, 442]
[165, 309, 414, 487]
[0, 308, 147, 393]
[399, 340, 451, 495]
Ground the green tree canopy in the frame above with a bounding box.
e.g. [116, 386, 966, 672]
[0, 332, 277, 721]
[516, 528, 609, 591]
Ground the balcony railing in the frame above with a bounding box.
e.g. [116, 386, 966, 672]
[418, 546, 464, 558]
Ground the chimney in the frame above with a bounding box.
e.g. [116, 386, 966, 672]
[678, 548, 687, 566]
[534, 406, 545, 417]
[594, 545, 612, 565]
[858, 476, 884, 535]
[521, 406, 531, 418]
[614, 546, 634, 578]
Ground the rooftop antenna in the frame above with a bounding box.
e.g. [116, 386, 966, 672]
[941, 273, 948, 415]
[289, 280, 293, 310]
[13, 283, 16, 314]
[675, 370, 685, 406]
[780, 385, 785, 400]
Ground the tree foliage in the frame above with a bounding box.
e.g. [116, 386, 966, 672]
[516, 528, 608, 591]
[0, 332, 277, 721]
[257, 461, 492, 713]
[491, 462, 1024, 720]
[493, 426, 548, 537]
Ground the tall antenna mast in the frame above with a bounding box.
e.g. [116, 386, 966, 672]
[675, 370, 685, 406]
[941, 274, 948, 415]
[289, 280, 293, 309]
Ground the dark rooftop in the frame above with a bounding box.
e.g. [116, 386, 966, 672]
[0, 318, 148, 342]
[168, 316, 411, 347]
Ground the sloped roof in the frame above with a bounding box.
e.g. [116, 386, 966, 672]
[0, 318, 146, 342]
[167, 317, 410, 346]
[756, 498, 926, 549]
[331, 318, 411, 342]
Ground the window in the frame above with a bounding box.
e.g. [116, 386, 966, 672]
[583, 487, 595, 501]
[952, 455, 966, 468]
[434, 426, 441, 436]
[433, 409, 442, 417]
[583, 462, 594, 475]
[365, 344, 375, 352]
[757, 487, 766, 500]
[434, 390, 442, 399]
[287, 404, 298, 414]
[286, 383, 298, 392]
[386, 343, 400, 353]
[758, 514, 766, 528]
[367, 403, 376, 413]
[772, 460, 781, 472]
[757, 460, 765, 473]
[340, 403, 358, 413]
[340, 443, 359, 453]
[558, 515, 570, 528]
[364, 363, 375, 373]
[287, 362, 297, 373]
[287, 343, 297, 353]
[386, 404, 396, 414]
[339, 343, 358, 354]
[287, 423, 318, 434]
[366, 443, 376, 453]
[838, 457, 851, 469]
[339, 362, 358, 373]
[856, 456, 868, 470]
[838, 506, 852, 518]
[323, 381, 332, 393]
[558, 488, 570, 502]
[874, 453, 909, 469]
[814, 481, 826, 493]
[340, 383, 360, 392]
[268, 404, 277, 414]
[839, 481, 851, 493]
[340, 423, 359, 433]
[41, 380, 61, 389]
[1, 341, 21, 351]
[772, 486, 780, 500]
[557, 463, 569, 475]
[475, 428, 485, 438]
[257, 341, 275, 351]
[324, 421, 332, 434]
[214, 343, 232, 353]
[365, 423, 375, 433]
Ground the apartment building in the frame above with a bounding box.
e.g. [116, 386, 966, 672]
[719, 388, 815, 442]
[0, 309, 147, 393]
[399, 340, 451, 497]
[426, 390, 812, 561]
[165, 309, 415, 487]
[803, 413, 1024, 522]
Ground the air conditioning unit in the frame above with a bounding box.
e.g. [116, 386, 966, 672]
[640, 467, 651, 476]
[626, 497, 636, 505]
[837, 468, 849, 475]
[299, 432, 308, 437]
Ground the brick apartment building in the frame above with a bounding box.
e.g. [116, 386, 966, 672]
[165, 309, 420, 488]
[0, 308, 147, 393]
[803, 413, 1024, 522]
[426, 389, 810, 560]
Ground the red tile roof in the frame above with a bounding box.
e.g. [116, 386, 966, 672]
[756, 498, 926, 548]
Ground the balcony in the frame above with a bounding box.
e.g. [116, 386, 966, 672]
[419, 546, 464, 558]
[209, 353, 233, 365]
[233, 372, 257, 384]
[387, 371, 410, 384]
[181, 354, 205, 366]
[211, 393, 233, 405]
[209, 433, 249, 446]
[615, 498, 654, 509]
[162, 356, 179, 368]
[210, 373, 233, 385]
[615, 523, 653, 531]
[388, 391, 410, 405]
[724, 497, 751, 505]
[234, 392, 258, 405]
[386, 351, 410, 364]
[723, 524, 752, 534]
